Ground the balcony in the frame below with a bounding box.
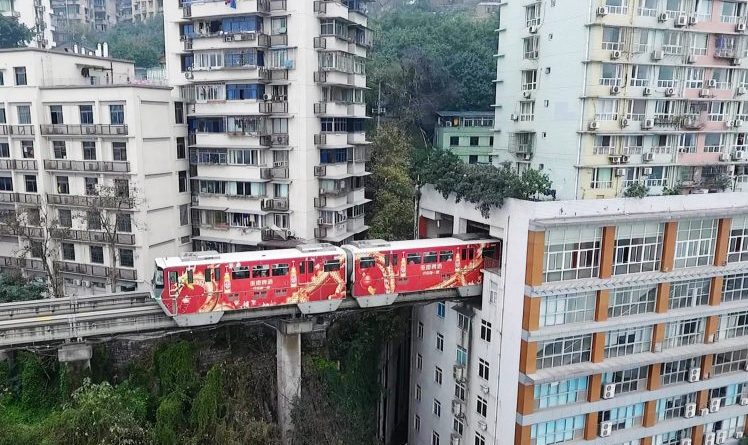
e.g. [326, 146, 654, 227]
[261, 227, 294, 241]
[46, 194, 133, 209]
[259, 101, 289, 114]
[189, 0, 269, 18]
[314, 0, 350, 19]
[40, 124, 128, 136]
[270, 0, 287, 10]
[314, 165, 327, 177]
[260, 166, 289, 179]
[0, 256, 45, 271]
[54, 260, 138, 280]
[347, 132, 369, 145]
[51, 228, 135, 245]
[314, 196, 327, 208]
[0, 124, 34, 136]
[0, 159, 37, 171]
[43, 159, 130, 173]
[0, 192, 41, 204]
[260, 197, 289, 211]
[346, 214, 366, 233]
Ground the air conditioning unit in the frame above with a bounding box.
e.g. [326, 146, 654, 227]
[453, 365, 465, 381]
[732, 57, 743, 66]
[597, 6, 609, 16]
[599, 421, 612, 438]
[737, 22, 746, 32]
[603, 384, 616, 399]
[689, 367, 701, 382]
[523, 90, 532, 99]
[736, 119, 744, 127]
[709, 398, 721, 413]
[652, 49, 664, 61]
[738, 86, 747, 95]
[681, 439, 692, 445]
[643, 167, 653, 175]
[643, 152, 654, 162]
[687, 54, 697, 64]
[643, 87, 653, 96]
[480, 384, 489, 394]
[734, 151, 746, 160]
[263, 94, 271, 101]
[184, 71, 194, 79]
[611, 50, 622, 60]
[621, 155, 630, 163]
[589, 120, 599, 130]
[741, 397, 748, 406]
[452, 400, 464, 416]
[701, 407, 711, 417]
[665, 87, 675, 96]
[610, 155, 622, 164]
[528, 25, 539, 34]
[688, 15, 697, 25]
[82, 280, 92, 288]
[658, 12, 668, 22]
[715, 430, 727, 444]
[684, 402, 697, 418]
[223, 34, 233, 42]
[736, 431, 744, 439]
[510, 113, 519, 121]
[451, 434, 461, 445]
[643, 118, 655, 129]
[675, 14, 688, 27]
[720, 153, 730, 162]
[615, 168, 626, 176]
[72, 279, 82, 286]
[699, 88, 712, 97]
[477, 420, 487, 431]
[611, 85, 621, 95]
[708, 79, 718, 88]
[317, 218, 325, 225]
[523, 153, 532, 161]
[704, 433, 716, 445]
[620, 118, 629, 128]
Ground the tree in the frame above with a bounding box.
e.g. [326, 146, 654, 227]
[0, 272, 45, 303]
[78, 181, 143, 293]
[623, 182, 650, 198]
[1, 207, 67, 298]
[0, 16, 34, 49]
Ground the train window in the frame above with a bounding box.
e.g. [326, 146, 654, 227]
[205, 268, 212, 282]
[252, 265, 270, 278]
[168, 271, 178, 283]
[272, 264, 289, 276]
[483, 247, 496, 259]
[187, 269, 194, 284]
[232, 267, 250, 280]
[468, 248, 475, 260]
[360, 257, 375, 268]
[423, 251, 438, 264]
[323, 260, 340, 271]
[407, 253, 421, 264]
[439, 250, 453, 261]
[391, 254, 398, 266]
[461, 248, 467, 260]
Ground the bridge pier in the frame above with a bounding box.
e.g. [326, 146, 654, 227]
[57, 343, 92, 370]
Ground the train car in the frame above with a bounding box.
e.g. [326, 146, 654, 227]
[343, 235, 500, 307]
[151, 244, 347, 326]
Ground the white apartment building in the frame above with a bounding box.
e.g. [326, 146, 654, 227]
[163, 0, 373, 251]
[0, 48, 190, 294]
[1, 0, 54, 48]
[411, 187, 748, 445]
[132, 0, 163, 21]
[494, 0, 748, 200]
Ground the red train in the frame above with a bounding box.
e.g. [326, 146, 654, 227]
[151, 236, 500, 326]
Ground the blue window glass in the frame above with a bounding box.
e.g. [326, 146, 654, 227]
[456, 347, 468, 366]
[226, 84, 265, 100]
[181, 55, 194, 71]
[222, 15, 261, 33]
[180, 23, 195, 38]
[195, 118, 224, 133]
[225, 49, 262, 68]
[530, 415, 585, 445]
[319, 148, 348, 164]
[436, 302, 446, 318]
[534, 377, 588, 410]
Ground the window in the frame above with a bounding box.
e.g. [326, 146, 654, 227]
[49, 105, 64, 124]
[434, 366, 442, 385]
[663, 318, 705, 349]
[174, 102, 184, 124]
[468, 155, 478, 164]
[608, 285, 657, 318]
[449, 136, 459, 146]
[602, 403, 645, 432]
[654, 429, 691, 445]
[116, 213, 132, 232]
[90, 246, 104, 264]
[534, 377, 588, 410]
[24, 175, 37, 193]
[17, 105, 31, 125]
[685, 67, 704, 89]
[519, 101, 535, 121]
[436, 333, 444, 351]
[591, 168, 612, 189]
[605, 326, 653, 358]
[669, 278, 710, 309]
[539, 292, 596, 327]
[436, 301, 445, 318]
[0, 143, 8, 158]
[488, 279, 498, 304]
[719, 310, 748, 339]
[82, 141, 96, 160]
[603, 365, 649, 395]
[52, 141, 66, 159]
[713, 348, 748, 376]
[600, 63, 622, 86]
[657, 66, 678, 88]
[474, 433, 486, 445]
[14, 67, 27, 86]
[453, 417, 463, 435]
[431, 431, 439, 445]
[58, 209, 72, 228]
[480, 319, 491, 342]
[723, 273, 748, 302]
[109, 104, 125, 124]
[416, 353, 422, 370]
[469, 136, 479, 146]
[455, 381, 466, 400]
[113, 142, 127, 161]
[272, 16, 287, 34]
[0, 71, 3, 86]
[56, 176, 69, 194]
[21, 140, 34, 158]
[61, 243, 75, 261]
[674, 218, 717, 268]
[179, 204, 189, 226]
[416, 384, 421, 401]
[414, 414, 420, 431]
[226, 83, 265, 100]
[660, 357, 699, 386]
[87, 211, 101, 230]
[176, 137, 186, 159]
[530, 415, 586, 445]
[602, 26, 622, 50]
[629, 65, 651, 87]
[456, 346, 467, 366]
[119, 249, 134, 267]
[704, 415, 747, 438]
[703, 133, 723, 153]
[614, 222, 663, 274]
[478, 358, 489, 380]
[457, 313, 469, 330]
[656, 393, 697, 420]
[729, 215, 748, 263]
[79, 105, 94, 124]
[525, 2, 541, 26]
[543, 226, 602, 282]
[0, 176, 12, 191]
[536, 334, 592, 369]
[416, 321, 423, 339]
[476, 395, 487, 417]
[595, 99, 619, 121]
[84, 177, 98, 195]
[29, 241, 42, 258]
[178, 171, 188, 193]
[523, 36, 539, 59]
[433, 399, 441, 417]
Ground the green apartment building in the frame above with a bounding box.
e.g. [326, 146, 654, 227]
[434, 111, 494, 164]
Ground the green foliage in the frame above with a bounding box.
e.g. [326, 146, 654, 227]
[18, 353, 56, 411]
[367, 123, 416, 240]
[704, 173, 734, 191]
[155, 341, 198, 396]
[368, 11, 496, 128]
[623, 182, 650, 198]
[153, 391, 186, 445]
[0, 16, 34, 48]
[190, 365, 223, 441]
[0, 273, 46, 303]
[662, 183, 683, 196]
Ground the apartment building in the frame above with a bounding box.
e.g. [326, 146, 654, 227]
[0, 48, 190, 294]
[0, 0, 55, 48]
[132, 0, 162, 21]
[92, 0, 117, 31]
[117, 0, 132, 21]
[411, 187, 748, 445]
[494, 0, 748, 200]
[434, 111, 494, 164]
[163, 0, 373, 251]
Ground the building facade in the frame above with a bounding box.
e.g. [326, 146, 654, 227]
[163, 0, 373, 251]
[132, 0, 162, 21]
[1, 0, 55, 48]
[0, 49, 190, 294]
[411, 187, 748, 445]
[434, 111, 494, 164]
[494, 0, 748, 200]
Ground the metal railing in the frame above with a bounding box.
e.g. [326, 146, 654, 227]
[40, 124, 129, 136]
[0, 159, 37, 170]
[43, 159, 130, 173]
[0, 124, 34, 136]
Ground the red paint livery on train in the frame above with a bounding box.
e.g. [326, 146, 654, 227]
[151, 236, 499, 326]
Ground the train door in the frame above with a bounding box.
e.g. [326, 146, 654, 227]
[298, 258, 315, 286]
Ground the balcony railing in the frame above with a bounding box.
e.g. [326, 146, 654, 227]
[259, 101, 289, 114]
[0, 159, 37, 170]
[51, 228, 135, 245]
[0, 255, 45, 271]
[46, 194, 134, 209]
[260, 197, 289, 211]
[314, 196, 327, 208]
[0, 192, 41, 204]
[314, 227, 327, 238]
[261, 227, 294, 241]
[40, 124, 129, 136]
[260, 166, 289, 179]
[43, 159, 130, 173]
[0, 124, 34, 136]
[314, 165, 327, 177]
[54, 260, 137, 280]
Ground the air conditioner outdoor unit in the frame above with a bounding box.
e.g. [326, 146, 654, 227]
[72, 279, 82, 286]
[82, 280, 91, 288]
[615, 168, 626, 176]
[611, 85, 621, 95]
[675, 15, 688, 27]
[734, 151, 746, 160]
[741, 397, 748, 406]
[701, 408, 711, 416]
[224, 34, 233, 42]
[184, 72, 194, 79]
[528, 25, 539, 34]
[599, 421, 612, 438]
[643, 152, 654, 162]
[720, 153, 730, 162]
[715, 430, 727, 444]
[658, 12, 668, 22]
[597, 6, 609, 16]
[736, 431, 745, 439]
[709, 398, 721, 413]
[643, 118, 654, 129]
[652, 49, 664, 61]
[610, 156, 622, 164]
[736, 119, 744, 127]
[643, 167, 653, 175]
[738, 22, 747, 32]
[684, 402, 697, 418]
[451, 434, 461, 445]
[477, 420, 487, 431]
[732, 57, 743, 66]
[704, 433, 716, 445]
[620, 118, 629, 127]
[611, 50, 622, 60]
[687, 54, 697, 64]
[589, 120, 599, 130]
[739, 86, 747, 95]
[603, 384, 616, 399]
[681, 439, 692, 445]
[452, 400, 464, 416]
[317, 218, 325, 225]
[699, 88, 711, 97]
[510, 113, 519, 121]
[263, 94, 271, 101]
[688, 15, 697, 25]
[523, 90, 532, 99]
[480, 384, 489, 394]
[523, 153, 532, 161]
[689, 367, 701, 382]
[665, 87, 675, 96]
[643, 87, 653, 96]
[708, 79, 718, 88]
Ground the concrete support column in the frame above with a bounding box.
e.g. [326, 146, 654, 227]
[692, 425, 705, 445]
[661, 221, 678, 272]
[58, 343, 92, 369]
[643, 399, 658, 427]
[583, 411, 599, 440]
[277, 322, 303, 445]
[599, 226, 616, 279]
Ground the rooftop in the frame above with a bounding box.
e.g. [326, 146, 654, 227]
[0, 47, 134, 65]
[435, 110, 494, 117]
